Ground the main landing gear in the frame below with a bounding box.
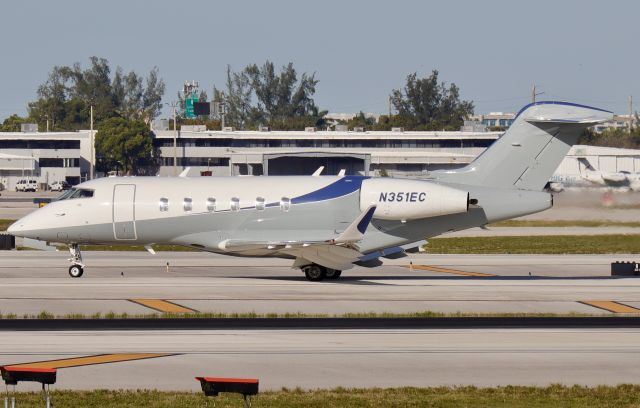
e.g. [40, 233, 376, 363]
[302, 264, 342, 282]
[68, 243, 84, 278]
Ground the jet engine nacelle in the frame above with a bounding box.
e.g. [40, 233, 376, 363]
[360, 178, 469, 220]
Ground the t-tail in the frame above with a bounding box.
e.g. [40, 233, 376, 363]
[435, 101, 613, 190]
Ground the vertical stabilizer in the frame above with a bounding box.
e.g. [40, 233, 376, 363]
[435, 102, 612, 191]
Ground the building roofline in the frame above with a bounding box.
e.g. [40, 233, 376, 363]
[154, 130, 502, 140]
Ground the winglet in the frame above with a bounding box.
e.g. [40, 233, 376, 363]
[312, 166, 324, 176]
[334, 205, 376, 244]
[179, 167, 191, 177]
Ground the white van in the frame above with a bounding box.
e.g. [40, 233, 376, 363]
[49, 180, 70, 191]
[15, 179, 39, 192]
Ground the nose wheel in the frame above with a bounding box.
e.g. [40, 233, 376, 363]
[67, 243, 85, 278]
[69, 264, 84, 278]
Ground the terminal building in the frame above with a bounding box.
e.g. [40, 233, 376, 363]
[153, 128, 500, 177]
[0, 130, 91, 191]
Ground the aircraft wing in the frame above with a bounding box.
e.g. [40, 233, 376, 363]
[216, 205, 377, 270]
[216, 239, 363, 270]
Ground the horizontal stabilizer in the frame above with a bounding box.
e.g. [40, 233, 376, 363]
[526, 117, 607, 125]
[521, 102, 612, 125]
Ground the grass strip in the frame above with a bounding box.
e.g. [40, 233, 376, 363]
[491, 219, 640, 228]
[0, 311, 612, 320]
[5, 385, 640, 407]
[0, 219, 13, 231]
[426, 234, 640, 254]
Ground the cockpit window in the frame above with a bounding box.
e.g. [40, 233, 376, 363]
[56, 188, 94, 201]
[56, 189, 75, 201]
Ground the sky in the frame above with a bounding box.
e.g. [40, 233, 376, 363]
[1, 0, 639, 120]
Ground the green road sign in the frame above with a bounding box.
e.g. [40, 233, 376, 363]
[185, 92, 198, 119]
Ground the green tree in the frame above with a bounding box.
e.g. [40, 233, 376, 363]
[223, 65, 253, 129]
[28, 57, 165, 130]
[342, 111, 376, 130]
[245, 61, 325, 128]
[141, 67, 166, 123]
[0, 114, 30, 132]
[70, 57, 115, 122]
[95, 118, 156, 175]
[28, 65, 80, 130]
[390, 70, 474, 130]
[579, 128, 640, 149]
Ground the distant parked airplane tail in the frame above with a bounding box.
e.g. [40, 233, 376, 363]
[577, 157, 597, 172]
[436, 102, 612, 191]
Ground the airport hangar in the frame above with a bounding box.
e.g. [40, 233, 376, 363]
[1, 127, 640, 190]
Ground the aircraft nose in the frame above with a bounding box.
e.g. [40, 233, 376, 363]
[7, 220, 23, 236]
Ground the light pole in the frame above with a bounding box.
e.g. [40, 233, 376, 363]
[89, 105, 94, 180]
[166, 101, 179, 176]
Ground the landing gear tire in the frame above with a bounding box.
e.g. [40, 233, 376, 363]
[69, 264, 84, 278]
[303, 265, 326, 282]
[325, 269, 342, 280]
[67, 244, 85, 278]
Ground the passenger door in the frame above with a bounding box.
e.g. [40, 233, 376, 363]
[112, 184, 137, 240]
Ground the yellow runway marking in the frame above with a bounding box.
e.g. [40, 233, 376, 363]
[407, 264, 496, 277]
[6, 353, 173, 369]
[129, 299, 197, 313]
[580, 301, 640, 314]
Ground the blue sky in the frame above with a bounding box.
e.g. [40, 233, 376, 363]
[1, 0, 638, 120]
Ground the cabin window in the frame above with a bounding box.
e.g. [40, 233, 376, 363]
[159, 197, 169, 212]
[206, 197, 216, 212]
[231, 197, 240, 212]
[280, 197, 291, 212]
[183, 197, 193, 212]
[256, 197, 265, 211]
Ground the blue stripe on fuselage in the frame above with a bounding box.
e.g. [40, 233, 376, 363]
[291, 176, 369, 204]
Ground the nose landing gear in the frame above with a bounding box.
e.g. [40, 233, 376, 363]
[68, 244, 84, 278]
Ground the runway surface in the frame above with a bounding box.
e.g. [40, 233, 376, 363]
[0, 252, 639, 316]
[2, 328, 640, 391]
[2, 316, 640, 331]
[1, 252, 639, 391]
